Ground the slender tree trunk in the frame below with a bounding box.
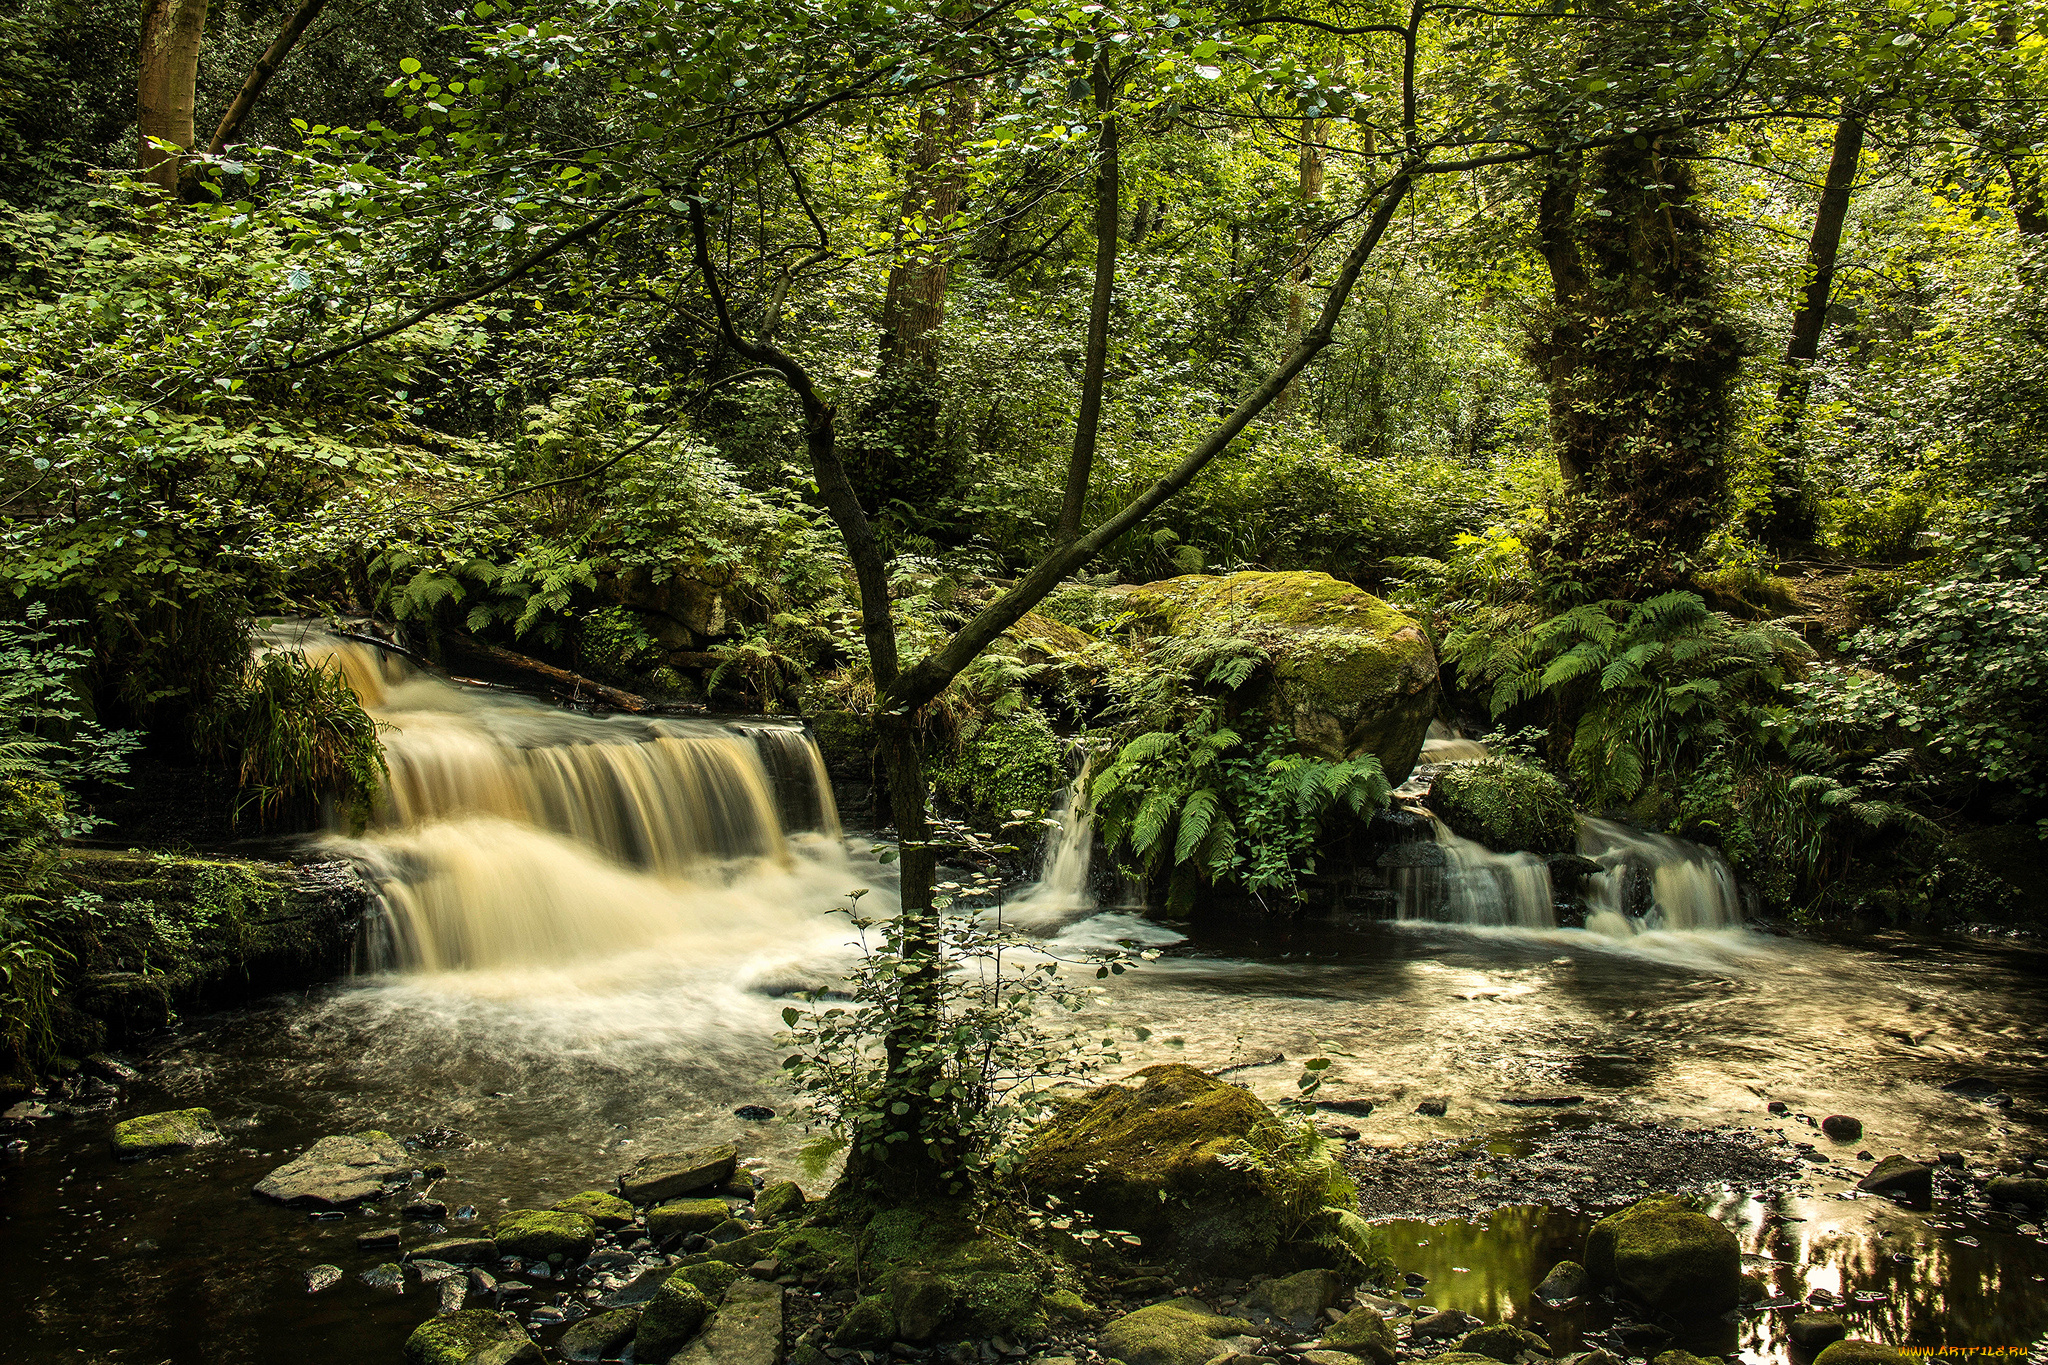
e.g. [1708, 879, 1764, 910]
[136, 0, 210, 197]
[1056, 62, 1119, 543]
[206, 0, 330, 154]
[879, 86, 977, 371]
[1276, 107, 1329, 416]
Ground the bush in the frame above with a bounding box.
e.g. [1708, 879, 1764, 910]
[195, 650, 385, 829]
[1431, 757, 1577, 853]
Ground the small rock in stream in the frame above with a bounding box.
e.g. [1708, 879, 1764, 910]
[1414, 1097, 1449, 1117]
[1410, 1309, 1471, 1340]
[732, 1105, 775, 1121]
[254, 1130, 413, 1207]
[403, 1200, 448, 1221]
[1767, 1101, 1790, 1115]
[303, 1264, 343, 1294]
[1821, 1115, 1864, 1141]
[360, 1262, 405, 1291]
[437, 1275, 468, 1314]
[356, 1228, 402, 1251]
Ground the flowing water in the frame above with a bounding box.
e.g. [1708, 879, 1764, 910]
[4, 656, 2044, 1364]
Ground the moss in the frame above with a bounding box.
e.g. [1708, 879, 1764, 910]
[1002, 610, 1096, 658]
[1045, 1288, 1106, 1328]
[669, 1260, 740, 1302]
[807, 706, 875, 779]
[633, 1276, 714, 1363]
[1584, 1195, 1740, 1319]
[1320, 1307, 1396, 1365]
[558, 1307, 641, 1362]
[1431, 756, 1578, 854]
[680, 1227, 783, 1267]
[1100, 1297, 1257, 1365]
[1459, 1324, 1553, 1362]
[403, 1309, 539, 1365]
[833, 1295, 896, 1347]
[493, 1209, 596, 1263]
[109, 1107, 220, 1159]
[552, 1189, 635, 1229]
[886, 1269, 956, 1342]
[1246, 1268, 1343, 1325]
[958, 1271, 1044, 1338]
[754, 1179, 806, 1221]
[931, 703, 1068, 830]
[1812, 1342, 1907, 1365]
[1652, 1353, 1720, 1365]
[645, 1197, 731, 1240]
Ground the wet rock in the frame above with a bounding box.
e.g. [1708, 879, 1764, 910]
[110, 1108, 221, 1160]
[85, 1053, 144, 1084]
[304, 1264, 343, 1294]
[357, 1228, 403, 1250]
[1536, 1259, 1588, 1300]
[1857, 1156, 1933, 1204]
[1788, 1314, 1849, 1351]
[438, 1275, 468, 1315]
[1460, 1325, 1553, 1362]
[633, 1274, 716, 1362]
[1561, 1353, 1626, 1365]
[361, 1262, 406, 1290]
[1099, 1297, 1259, 1365]
[402, 1308, 541, 1365]
[406, 1200, 450, 1221]
[832, 1294, 895, 1346]
[619, 1143, 739, 1205]
[1651, 1352, 1717, 1365]
[1986, 1176, 2048, 1210]
[1820, 1115, 1863, 1141]
[4, 1100, 53, 1122]
[560, 1307, 641, 1361]
[1317, 1307, 1397, 1365]
[493, 1209, 596, 1263]
[732, 1104, 774, 1121]
[603, 1264, 679, 1308]
[670, 1278, 783, 1365]
[1414, 1097, 1449, 1117]
[413, 1260, 463, 1284]
[1432, 758, 1578, 854]
[553, 1189, 636, 1229]
[1612, 1322, 1671, 1356]
[1767, 1101, 1790, 1115]
[1410, 1309, 1477, 1340]
[646, 1197, 731, 1241]
[253, 1130, 411, 1207]
[468, 1268, 498, 1295]
[754, 1179, 806, 1221]
[1812, 1342, 1907, 1365]
[1936, 1151, 1965, 1167]
[1585, 1195, 1740, 1319]
[408, 1237, 499, 1265]
[1317, 1123, 1361, 1141]
[1246, 1268, 1343, 1328]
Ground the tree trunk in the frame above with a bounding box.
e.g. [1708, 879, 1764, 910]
[1056, 62, 1119, 543]
[136, 0, 210, 197]
[1276, 109, 1329, 416]
[206, 0, 331, 154]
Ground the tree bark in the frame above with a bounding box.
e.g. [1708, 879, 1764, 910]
[1276, 104, 1330, 416]
[206, 0, 331, 155]
[1056, 61, 1120, 543]
[136, 0, 211, 197]
[879, 85, 978, 371]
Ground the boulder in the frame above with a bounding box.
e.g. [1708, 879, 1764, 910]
[1317, 1308, 1397, 1365]
[1016, 1063, 1354, 1274]
[1583, 1195, 1740, 1319]
[1812, 1343, 1907, 1365]
[1857, 1156, 1933, 1204]
[406, 1237, 498, 1265]
[1820, 1115, 1863, 1141]
[559, 1307, 641, 1362]
[109, 1108, 220, 1160]
[1536, 1258, 1588, 1300]
[253, 1130, 410, 1206]
[633, 1276, 715, 1363]
[1115, 572, 1438, 781]
[1411, 1309, 1478, 1340]
[402, 1309, 542, 1365]
[620, 1144, 738, 1204]
[646, 1197, 732, 1240]
[754, 1179, 806, 1221]
[670, 1260, 742, 1301]
[1789, 1314, 1850, 1352]
[1430, 758, 1577, 854]
[832, 1295, 895, 1347]
[1099, 1298, 1259, 1365]
[552, 1189, 636, 1229]
[492, 1210, 595, 1263]
[1459, 1324, 1552, 1362]
[889, 1270, 955, 1342]
[1986, 1176, 2048, 1209]
[1246, 1268, 1344, 1329]
[672, 1278, 784, 1365]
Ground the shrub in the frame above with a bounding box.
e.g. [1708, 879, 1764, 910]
[195, 650, 385, 829]
[1430, 756, 1577, 853]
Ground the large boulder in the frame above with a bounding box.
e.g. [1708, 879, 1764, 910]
[671, 1279, 784, 1365]
[1115, 572, 1438, 781]
[646, 1197, 732, 1241]
[1459, 1325, 1553, 1362]
[1015, 1063, 1355, 1274]
[253, 1130, 410, 1207]
[1430, 758, 1578, 854]
[1099, 1298, 1258, 1365]
[403, 1309, 541, 1365]
[1583, 1195, 1740, 1319]
[1246, 1269, 1345, 1328]
[620, 1144, 738, 1204]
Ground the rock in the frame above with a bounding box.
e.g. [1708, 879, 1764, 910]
[1431, 758, 1577, 853]
[304, 1264, 342, 1293]
[673, 1259, 744, 1300]
[1562, 1353, 1626, 1365]
[646, 1197, 732, 1241]
[634, 1274, 715, 1363]
[1099, 1298, 1260, 1365]
[1317, 1307, 1397, 1365]
[1820, 1115, 1863, 1141]
[493, 1210, 596, 1263]
[559, 1307, 641, 1361]
[362, 1262, 405, 1290]
[1857, 1156, 1933, 1203]
[834, 1295, 896, 1346]
[438, 1275, 468, 1314]
[1015, 1064, 1356, 1274]
[408, 1237, 498, 1265]
[1459, 1324, 1551, 1363]
[888, 1270, 955, 1342]
[754, 1179, 806, 1221]
[357, 1228, 403, 1250]
[1651, 1352, 1718, 1365]
[402, 1308, 542, 1365]
[405, 1200, 450, 1221]
[1937, 1150, 1965, 1167]
[1613, 1323, 1671, 1356]
[1584, 1195, 1740, 1319]
[1812, 1343, 1907, 1365]
[1788, 1314, 1850, 1351]
[1245, 1268, 1343, 1328]
[552, 1189, 637, 1229]
[1536, 1258, 1588, 1300]
[619, 1144, 739, 1204]
[1767, 1101, 1790, 1115]
[109, 1108, 221, 1160]
[706, 1216, 751, 1242]
[671, 1278, 784, 1365]
[253, 1130, 410, 1207]
[732, 1104, 774, 1120]
[1317, 1123, 1360, 1141]
[1414, 1097, 1449, 1117]
[1986, 1176, 2048, 1209]
[1113, 572, 1438, 780]
[1410, 1309, 1476, 1340]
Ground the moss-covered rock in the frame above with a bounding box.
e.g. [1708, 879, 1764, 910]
[402, 1309, 541, 1365]
[771, 1225, 858, 1285]
[407, 1237, 498, 1264]
[1431, 757, 1578, 853]
[646, 1197, 732, 1240]
[754, 1179, 806, 1221]
[633, 1276, 714, 1363]
[1651, 1352, 1718, 1365]
[669, 1260, 741, 1302]
[1788, 1314, 1850, 1351]
[932, 702, 1068, 830]
[1856, 1155, 1932, 1203]
[1986, 1175, 2048, 1209]
[109, 1107, 220, 1160]
[1459, 1324, 1553, 1362]
[1099, 1297, 1258, 1365]
[1046, 1288, 1107, 1329]
[1116, 571, 1438, 781]
[558, 1307, 640, 1362]
[552, 1189, 635, 1229]
[1536, 1258, 1588, 1299]
[1812, 1342, 1907, 1365]
[1015, 1062, 1355, 1275]
[1318, 1307, 1397, 1365]
[1584, 1195, 1740, 1319]
[493, 1209, 596, 1263]
[619, 1144, 738, 1204]
[832, 1295, 896, 1347]
[1247, 1268, 1345, 1327]
[887, 1270, 956, 1342]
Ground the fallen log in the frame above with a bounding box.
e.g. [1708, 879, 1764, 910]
[441, 632, 651, 712]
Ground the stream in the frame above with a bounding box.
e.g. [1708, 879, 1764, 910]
[3, 633, 2044, 1365]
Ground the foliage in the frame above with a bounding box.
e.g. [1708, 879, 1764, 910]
[1430, 756, 1579, 853]
[194, 649, 386, 829]
[931, 704, 1069, 833]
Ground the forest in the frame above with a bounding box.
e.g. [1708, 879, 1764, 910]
[1, 0, 2045, 1361]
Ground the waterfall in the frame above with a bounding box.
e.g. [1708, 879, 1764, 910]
[259, 624, 849, 973]
[1001, 758, 1097, 929]
[1397, 816, 1556, 928]
[1419, 720, 1491, 763]
[1578, 816, 1745, 934]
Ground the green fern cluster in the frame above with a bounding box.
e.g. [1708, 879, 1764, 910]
[195, 650, 386, 829]
[369, 543, 597, 645]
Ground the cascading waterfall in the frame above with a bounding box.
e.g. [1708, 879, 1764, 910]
[1397, 817, 1556, 929]
[1419, 720, 1491, 763]
[1001, 755, 1098, 929]
[1578, 816, 1745, 934]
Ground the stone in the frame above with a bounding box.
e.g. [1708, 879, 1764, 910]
[304, 1264, 342, 1293]
[1458, 1324, 1552, 1363]
[1986, 1176, 2048, 1209]
[1414, 1096, 1449, 1117]
[553, 1189, 637, 1229]
[406, 1200, 450, 1221]
[1767, 1101, 1790, 1115]
[672, 1259, 744, 1301]
[109, 1108, 221, 1160]
[493, 1209, 596, 1263]
[1246, 1269, 1344, 1328]
[1584, 1195, 1740, 1319]
[402, 1309, 542, 1365]
[407, 1237, 499, 1265]
[671, 1278, 784, 1365]
[889, 1270, 956, 1343]
[362, 1262, 405, 1290]
[1562, 1353, 1626, 1365]
[1099, 1298, 1260, 1365]
[1536, 1258, 1588, 1300]
[1316, 1307, 1397, 1365]
[754, 1179, 806, 1221]
[633, 1274, 715, 1363]
[1614, 1323, 1672, 1356]
[833, 1295, 896, 1346]
[1015, 1064, 1353, 1274]
[733, 1104, 774, 1120]
[1651, 1352, 1718, 1365]
[438, 1275, 468, 1314]
[1431, 758, 1578, 854]
[1857, 1156, 1933, 1204]
[646, 1197, 732, 1241]
[620, 1144, 739, 1204]
[1410, 1309, 1476, 1340]
[253, 1130, 410, 1207]
[357, 1228, 403, 1250]
[1937, 1151, 1965, 1167]
[1812, 1343, 1907, 1365]
[1789, 1314, 1850, 1351]
[1820, 1115, 1863, 1141]
[559, 1307, 641, 1361]
[1112, 572, 1438, 780]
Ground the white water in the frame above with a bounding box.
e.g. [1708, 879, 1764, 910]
[1419, 719, 1491, 763]
[1000, 759, 1099, 931]
[1397, 816, 1555, 929]
[1578, 815, 1745, 934]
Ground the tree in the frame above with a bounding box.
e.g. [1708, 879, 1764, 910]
[136, 0, 209, 195]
